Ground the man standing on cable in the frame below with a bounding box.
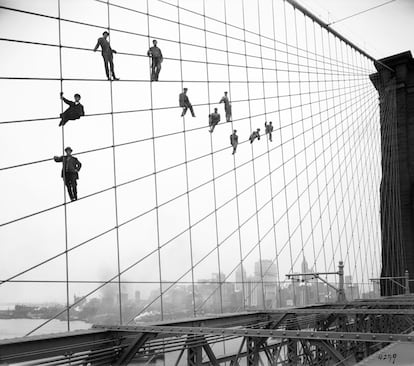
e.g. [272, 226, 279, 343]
[147, 39, 163, 81]
[54, 147, 82, 202]
[94, 31, 119, 81]
[209, 108, 221, 133]
[59, 92, 84, 127]
[179, 88, 196, 117]
[219, 91, 232, 122]
[230, 129, 238, 154]
[264, 121, 273, 142]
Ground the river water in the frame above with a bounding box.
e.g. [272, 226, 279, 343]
[0, 318, 91, 340]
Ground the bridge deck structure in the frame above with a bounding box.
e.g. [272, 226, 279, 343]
[1, 296, 414, 365]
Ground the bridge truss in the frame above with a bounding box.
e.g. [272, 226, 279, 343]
[1, 296, 414, 365]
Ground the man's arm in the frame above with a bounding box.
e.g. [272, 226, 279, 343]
[160, 49, 163, 62]
[75, 159, 82, 171]
[219, 97, 224, 104]
[54, 155, 63, 162]
[80, 105, 85, 116]
[93, 39, 100, 52]
[61, 95, 75, 106]
[147, 47, 152, 57]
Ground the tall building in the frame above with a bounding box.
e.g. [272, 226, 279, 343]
[235, 265, 246, 293]
[253, 260, 278, 309]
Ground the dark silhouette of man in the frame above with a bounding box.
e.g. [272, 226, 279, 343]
[265, 121, 273, 142]
[230, 129, 238, 154]
[94, 31, 119, 81]
[249, 128, 261, 143]
[59, 92, 85, 127]
[147, 39, 163, 81]
[179, 88, 195, 117]
[219, 91, 232, 122]
[54, 147, 82, 202]
[209, 108, 221, 133]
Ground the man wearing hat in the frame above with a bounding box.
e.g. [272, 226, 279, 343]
[219, 91, 232, 122]
[230, 129, 238, 154]
[94, 31, 119, 81]
[147, 39, 163, 81]
[179, 88, 195, 117]
[208, 108, 220, 133]
[59, 92, 85, 127]
[54, 147, 82, 202]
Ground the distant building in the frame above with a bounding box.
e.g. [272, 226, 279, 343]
[252, 260, 278, 309]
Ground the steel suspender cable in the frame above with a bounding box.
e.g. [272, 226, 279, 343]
[105, 0, 123, 326]
[146, 0, 164, 322]
[57, 0, 71, 332]
[177, 0, 197, 318]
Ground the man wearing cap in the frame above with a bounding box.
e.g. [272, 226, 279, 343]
[59, 92, 85, 127]
[230, 129, 238, 154]
[179, 88, 195, 117]
[219, 91, 232, 122]
[54, 147, 82, 202]
[147, 39, 163, 81]
[208, 108, 220, 133]
[94, 31, 119, 81]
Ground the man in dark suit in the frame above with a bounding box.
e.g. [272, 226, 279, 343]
[249, 128, 261, 144]
[209, 108, 221, 133]
[54, 147, 82, 201]
[59, 92, 85, 127]
[94, 31, 119, 81]
[219, 91, 232, 122]
[147, 39, 163, 81]
[179, 88, 195, 117]
[230, 129, 238, 154]
[265, 121, 273, 142]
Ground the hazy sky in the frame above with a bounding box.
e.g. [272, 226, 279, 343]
[0, 0, 389, 331]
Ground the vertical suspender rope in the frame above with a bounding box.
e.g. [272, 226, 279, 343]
[302, 11, 320, 301]
[256, 0, 279, 309]
[338, 39, 353, 292]
[202, 0, 224, 314]
[345, 44, 361, 289]
[325, 29, 344, 273]
[223, 0, 246, 311]
[145, 0, 164, 321]
[268, 0, 284, 308]
[282, 0, 297, 306]
[176, 0, 197, 318]
[57, 0, 70, 332]
[311, 19, 328, 298]
[106, 0, 123, 324]
[240, 0, 266, 309]
[332, 36, 347, 279]
[318, 26, 336, 278]
[292, 7, 312, 303]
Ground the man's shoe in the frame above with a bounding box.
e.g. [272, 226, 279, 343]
[113, 77, 120, 81]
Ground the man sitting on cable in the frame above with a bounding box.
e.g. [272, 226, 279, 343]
[59, 92, 85, 127]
